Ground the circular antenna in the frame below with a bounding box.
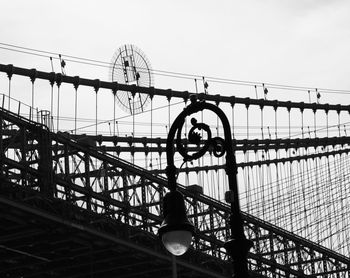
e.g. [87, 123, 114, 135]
[109, 44, 154, 114]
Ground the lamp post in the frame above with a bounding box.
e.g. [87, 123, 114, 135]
[158, 95, 252, 277]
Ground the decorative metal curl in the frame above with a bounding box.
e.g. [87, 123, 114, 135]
[210, 136, 226, 158]
[175, 116, 227, 162]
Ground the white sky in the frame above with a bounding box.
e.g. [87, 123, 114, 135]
[1, 0, 350, 89]
[1, 0, 350, 134]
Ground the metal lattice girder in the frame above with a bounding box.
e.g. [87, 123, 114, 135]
[0, 107, 349, 277]
[69, 134, 350, 154]
[50, 134, 350, 177]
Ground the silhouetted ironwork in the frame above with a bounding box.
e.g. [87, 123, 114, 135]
[0, 102, 349, 277]
[0, 64, 350, 277]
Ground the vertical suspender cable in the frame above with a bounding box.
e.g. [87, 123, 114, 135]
[287, 106, 294, 233]
[73, 76, 80, 135]
[313, 109, 317, 138]
[133, 95, 135, 137]
[340, 111, 350, 254]
[50, 85, 54, 125]
[96, 91, 98, 136]
[30, 69, 37, 121]
[260, 106, 265, 219]
[75, 88, 77, 134]
[194, 78, 198, 94]
[91, 81, 98, 192]
[254, 85, 258, 99]
[313, 108, 321, 244]
[8, 77, 11, 111]
[31, 82, 34, 120]
[184, 100, 189, 187]
[245, 104, 250, 213]
[93, 79, 100, 136]
[150, 96, 153, 169]
[337, 110, 341, 137]
[325, 109, 335, 250]
[274, 105, 281, 227]
[56, 74, 62, 132]
[112, 88, 117, 136]
[93, 80, 100, 175]
[132, 95, 135, 165]
[300, 108, 308, 239]
[216, 112, 219, 200]
[48, 72, 55, 130]
[231, 102, 236, 202]
[6, 66, 13, 111]
[168, 96, 171, 133]
[334, 128, 344, 252]
[113, 94, 116, 136]
[57, 86, 60, 131]
[231, 102, 235, 139]
[201, 105, 204, 192]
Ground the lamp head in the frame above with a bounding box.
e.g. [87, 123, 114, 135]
[158, 190, 194, 256]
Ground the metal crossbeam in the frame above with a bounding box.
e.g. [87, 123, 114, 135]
[1, 63, 350, 113]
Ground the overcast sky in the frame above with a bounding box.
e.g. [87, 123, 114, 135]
[1, 0, 350, 124]
[1, 0, 349, 86]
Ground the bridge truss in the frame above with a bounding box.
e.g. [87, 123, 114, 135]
[0, 64, 350, 277]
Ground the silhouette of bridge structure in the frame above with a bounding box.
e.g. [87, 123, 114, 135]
[0, 64, 350, 277]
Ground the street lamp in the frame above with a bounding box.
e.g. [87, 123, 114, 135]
[158, 95, 253, 277]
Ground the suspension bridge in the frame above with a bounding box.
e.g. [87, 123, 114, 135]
[0, 63, 350, 277]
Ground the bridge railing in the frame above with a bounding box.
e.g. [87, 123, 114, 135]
[0, 92, 54, 129]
